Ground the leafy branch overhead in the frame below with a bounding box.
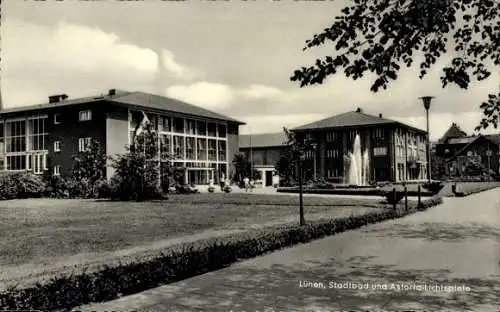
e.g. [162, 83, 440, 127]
[290, 0, 500, 130]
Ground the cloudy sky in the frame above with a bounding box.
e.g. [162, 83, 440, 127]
[2, 1, 499, 140]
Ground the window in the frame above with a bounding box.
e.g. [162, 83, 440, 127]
[208, 139, 217, 161]
[53, 165, 61, 176]
[6, 155, 26, 171]
[173, 136, 184, 159]
[374, 128, 384, 139]
[54, 141, 61, 152]
[207, 123, 217, 137]
[173, 118, 184, 133]
[196, 121, 206, 136]
[54, 113, 60, 124]
[160, 134, 171, 160]
[217, 124, 226, 138]
[0, 122, 4, 154]
[78, 137, 92, 152]
[31, 153, 46, 174]
[159, 116, 171, 132]
[186, 119, 196, 135]
[6, 120, 26, 153]
[326, 132, 336, 142]
[373, 147, 387, 156]
[218, 141, 226, 161]
[186, 137, 195, 160]
[197, 138, 207, 160]
[28, 117, 48, 151]
[79, 110, 92, 121]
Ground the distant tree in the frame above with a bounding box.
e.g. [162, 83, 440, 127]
[109, 120, 162, 201]
[232, 153, 260, 183]
[71, 138, 108, 198]
[431, 153, 448, 180]
[290, 0, 500, 130]
[275, 127, 318, 185]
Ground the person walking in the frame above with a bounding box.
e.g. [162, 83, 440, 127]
[249, 179, 254, 192]
[220, 173, 225, 191]
[243, 176, 250, 192]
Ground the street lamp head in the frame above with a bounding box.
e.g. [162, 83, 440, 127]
[420, 96, 434, 110]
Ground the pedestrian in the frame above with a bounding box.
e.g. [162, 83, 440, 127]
[249, 179, 254, 192]
[243, 176, 250, 192]
[220, 173, 225, 191]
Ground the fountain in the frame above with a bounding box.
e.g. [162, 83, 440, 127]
[346, 134, 370, 186]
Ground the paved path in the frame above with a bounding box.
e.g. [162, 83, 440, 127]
[75, 188, 500, 312]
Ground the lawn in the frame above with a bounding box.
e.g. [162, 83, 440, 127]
[386, 181, 500, 196]
[0, 193, 386, 287]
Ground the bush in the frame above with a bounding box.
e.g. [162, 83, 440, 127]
[43, 175, 71, 198]
[208, 186, 215, 193]
[382, 190, 406, 205]
[224, 185, 232, 193]
[0, 196, 442, 312]
[422, 181, 444, 194]
[0, 172, 46, 200]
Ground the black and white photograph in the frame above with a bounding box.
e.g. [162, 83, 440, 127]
[0, 0, 499, 311]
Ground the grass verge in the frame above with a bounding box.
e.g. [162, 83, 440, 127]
[0, 197, 443, 312]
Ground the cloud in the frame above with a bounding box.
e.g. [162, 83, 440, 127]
[239, 84, 284, 100]
[237, 113, 325, 134]
[165, 82, 235, 109]
[161, 49, 199, 80]
[2, 19, 161, 107]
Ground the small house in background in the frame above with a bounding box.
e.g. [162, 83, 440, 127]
[434, 123, 500, 177]
[238, 132, 288, 187]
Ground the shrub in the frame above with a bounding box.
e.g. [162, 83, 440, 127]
[223, 185, 232, 193]
[382, 189, 406, 205]
[208, 186, 215, 193]
[0, 172, 45, 200]
[422, 181, 444, 194]
[0, 196, 442, 312]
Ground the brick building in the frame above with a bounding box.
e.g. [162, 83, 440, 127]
[292, 108, 429, 183]
[0, 89, 244, 187]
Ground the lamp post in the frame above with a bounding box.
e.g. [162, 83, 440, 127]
[420, 96, 434, 183]
[311, 143, 318, 181]
[298, 153, 305, 226]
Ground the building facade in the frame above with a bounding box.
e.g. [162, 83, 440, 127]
[292, 108, 429, 183]
[435, 123, 500, 176]
[0, 89, 244, 187]
[239, 132, 287, 187]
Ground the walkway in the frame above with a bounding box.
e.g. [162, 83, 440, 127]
[76, 188, 500, 311]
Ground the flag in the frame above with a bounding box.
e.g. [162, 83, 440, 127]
[135, 111, 150, 138]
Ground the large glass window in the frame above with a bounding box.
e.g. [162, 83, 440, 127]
[7, 155, 26, 170]
[173, 118, 184, 133]
[173, 136, 184, 159]
[159, 116, 171, 132]
[207, 123, 216, 137]
[208, 139, 217, 161]
[0, 123, 4, 154]
[6, 120, 26, 153]
[160, 134, 171, 160]
[217, 124, 226, 138]
[186, 137, 196, 160]
[186, 119, 196, 135]
[28, 117, 48, 151]
[218, 141, 226, 161]
[196, 121, 206, 136]
[197, 138, 207, 160]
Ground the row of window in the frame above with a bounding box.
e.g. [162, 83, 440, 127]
[326, 149, 340, 158]
[130, 112, 227, 138]
[51, 138, 92, 153]
[326, 169, 340, 178]
[53, 110, 92, 125]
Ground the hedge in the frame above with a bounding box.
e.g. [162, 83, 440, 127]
[0, 196, 442, 312]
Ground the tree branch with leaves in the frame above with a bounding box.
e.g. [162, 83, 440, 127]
[291, 0, 499, 130]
